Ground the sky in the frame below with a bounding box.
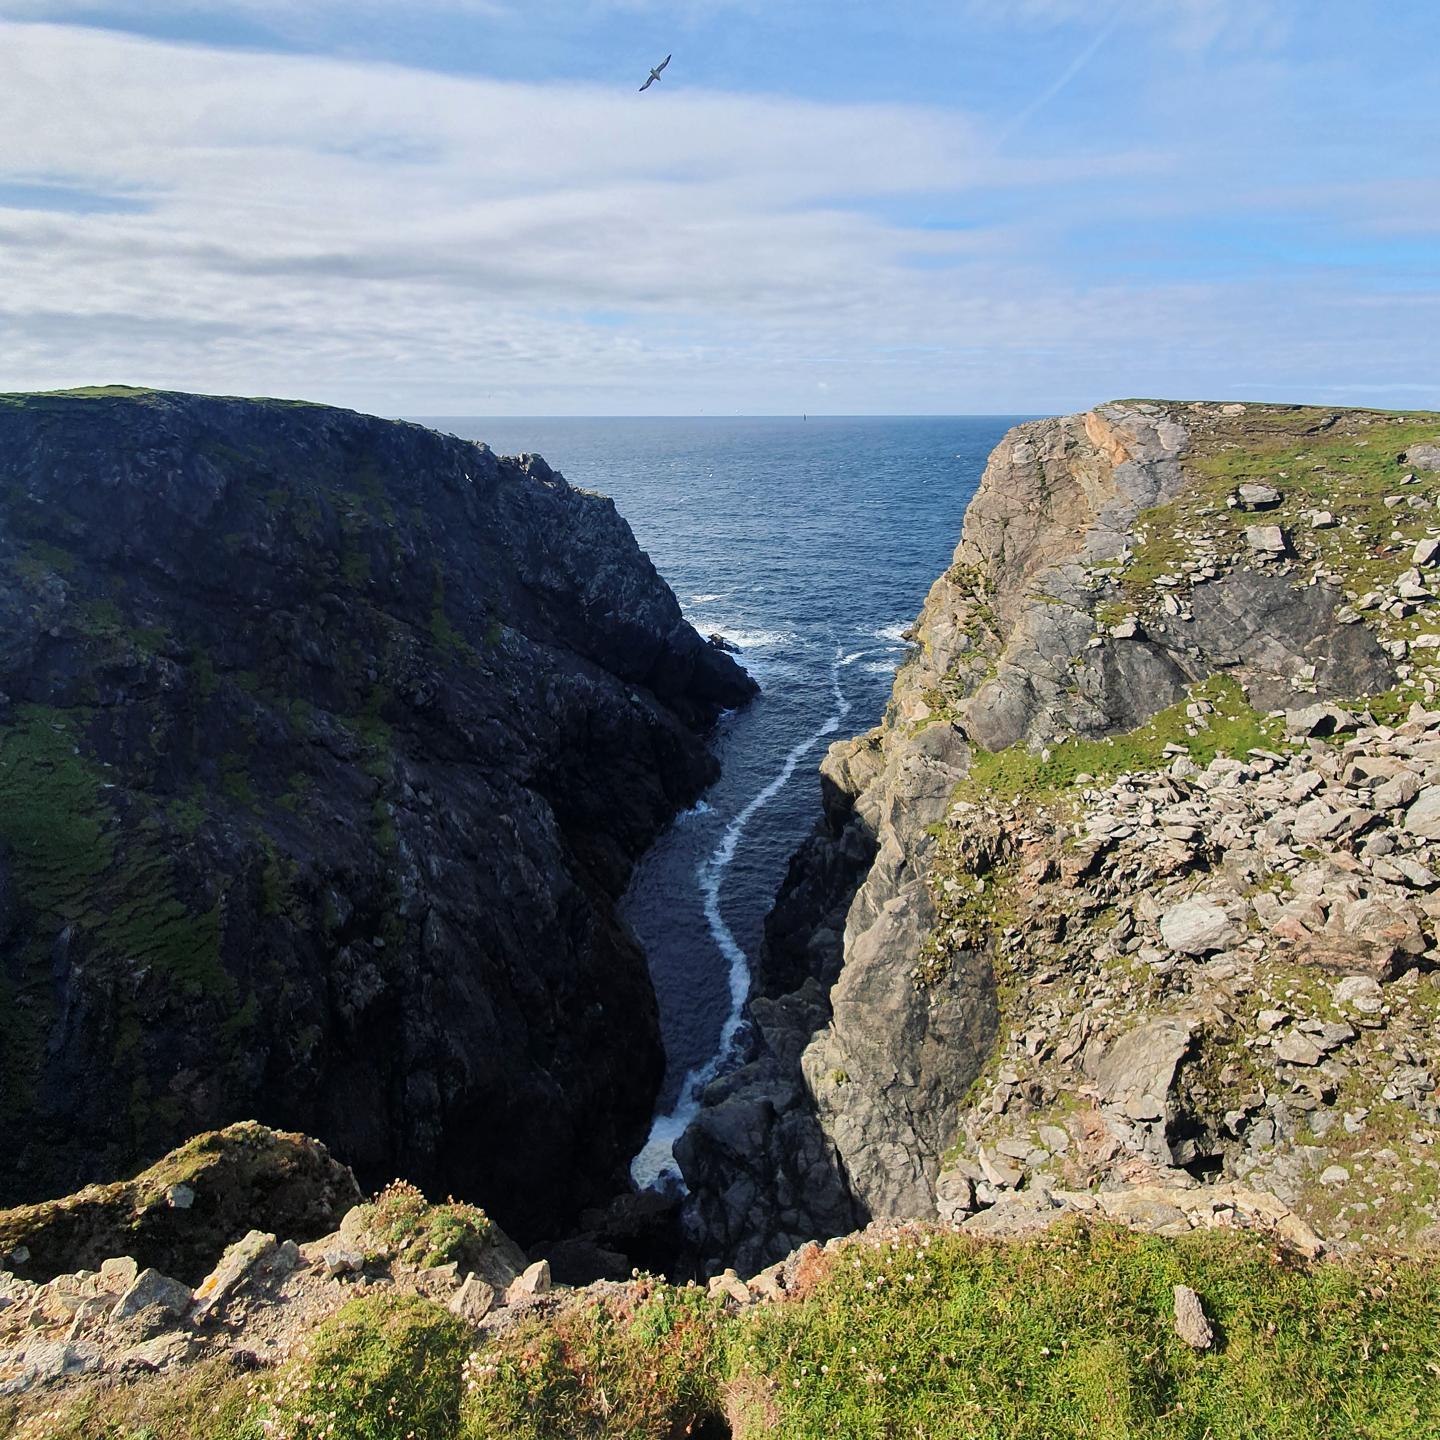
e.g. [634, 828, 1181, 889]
[0, 0, 1436, 416]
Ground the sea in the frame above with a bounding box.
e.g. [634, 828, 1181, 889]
[421, 416, 1026, 1188]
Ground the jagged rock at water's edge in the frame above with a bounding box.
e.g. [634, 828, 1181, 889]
[0, 388, 756, 1245]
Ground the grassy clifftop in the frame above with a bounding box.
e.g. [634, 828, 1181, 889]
[9, 1218, 1436, 1440]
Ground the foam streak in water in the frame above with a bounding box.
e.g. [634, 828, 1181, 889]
[629, 647, 857, 1191]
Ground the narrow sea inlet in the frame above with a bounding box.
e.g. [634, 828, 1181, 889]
[429, 415, 1019, 1184]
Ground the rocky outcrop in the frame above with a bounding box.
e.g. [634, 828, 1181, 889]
[0, 1162, 528, 1400]
[680, 401, 1438, 1269]
[0, 388, 755, 1243]
[0, 1123, 359, 1286]
[1, 1150, 1356, 1439]
[929, 712, 1440, 1250]
[0, 1140, 1327, 1415]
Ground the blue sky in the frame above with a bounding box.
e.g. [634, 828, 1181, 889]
[0, 0, 1436, 414]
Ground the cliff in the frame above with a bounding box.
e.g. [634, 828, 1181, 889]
[4, 398, 1440, 1439]
[680, 400, 1440, 1271]
[0, 387, 755, 1243]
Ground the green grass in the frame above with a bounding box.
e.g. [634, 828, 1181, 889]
[462, 1283, 725, 1440]
[0, 706, 235, 1130]
[958, 673, 1285, 806]
[726, 1223, 1440, 1440]
[252, 1296, 470, 1440]
[429, 569, 481, 662]
[14, 1222, 1440, 1440]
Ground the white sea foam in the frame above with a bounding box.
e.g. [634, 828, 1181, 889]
[674, 799, 714, 824]
[862, 659, 900, 675]
[874, 620, 916, 645]
[630, 646, 855, 1192]
[705, 627, 794, 651]
[690, 593, 724, 604]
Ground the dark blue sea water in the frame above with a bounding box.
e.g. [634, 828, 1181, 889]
[421, 416, 1024, 1186]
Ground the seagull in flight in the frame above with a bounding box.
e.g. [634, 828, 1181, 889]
[639, 54, 671, 92]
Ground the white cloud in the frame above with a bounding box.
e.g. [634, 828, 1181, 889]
[0, 17, 1430, 416]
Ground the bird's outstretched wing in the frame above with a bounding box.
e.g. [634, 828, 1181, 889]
[639, 74, 656, 91]
[656, 53, 671, 74]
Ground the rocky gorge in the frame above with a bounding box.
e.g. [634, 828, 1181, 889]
[3, 394, 1440, 1437]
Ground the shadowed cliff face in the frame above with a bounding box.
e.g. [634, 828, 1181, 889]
[0, 388, 755, 1244]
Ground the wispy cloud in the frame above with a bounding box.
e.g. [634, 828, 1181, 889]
[978, 0, 1296, 52]
[0, 7, 1433, 414]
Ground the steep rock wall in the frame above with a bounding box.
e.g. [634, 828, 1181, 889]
[679, 401, 1401, 1270]
[0, 388, 755, 1244]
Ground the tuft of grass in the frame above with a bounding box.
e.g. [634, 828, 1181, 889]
[250, 1294, 469, 1440]
[354, 1180, 496, 1271]
[461, 1282, 726, 1440]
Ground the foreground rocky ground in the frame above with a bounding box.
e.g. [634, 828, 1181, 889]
[2, 1126, 1435, 1438]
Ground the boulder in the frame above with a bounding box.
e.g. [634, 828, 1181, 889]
[1244, 524, 1287, 557]
[1284, 704, 1353, 738]
[1236, 484, 1282, 510]
[117, 1333, 197, 1374]
[447, 1274, 496, 1324]
[1087, 1020, 1192, 1124]
[320, 1247, 365, 1279]
[99, 1257, 139, 1291]
[1332, 975, 1384, 1014]
[1401, 444, 1440, 472]
[707, 1268, 753, 1306]
[934, 1168, 977, 1221]
[1159, 900, 1232, 956]
[192, 1231, 295, 1321]
[1172, 1285, 1214, 1350]
[505, 1259, 551, 1304]
[1403, 787, 1440, 840]
[1273, 1032, 1323, 1067]
[111, 1269, 193, 1325]
[0, 1340, 103, 1396]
